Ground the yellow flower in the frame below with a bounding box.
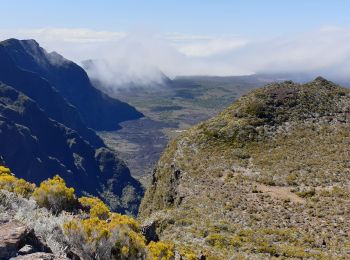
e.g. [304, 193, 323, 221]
[79, 196, 111, 220]
[0, 166, 35, 198]
[147, 241, 175, 260]
[33, 175, 76, 213]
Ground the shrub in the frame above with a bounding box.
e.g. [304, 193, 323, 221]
[33, 175, 76, 213]
[177, 247, 197, 260]
[0, 165, 12, 175]
[296, 188, 316, 198]
[0, 187, 72, 257]
[183, 252, 197, 260]
[13, 179, 36, 198]
[0, 166, 35, 198]
[79, 196, 111, 220]
[0, 172, 180, 260]
[206, 233, 231, 249]
[64, 212, 147, 260]
[286, 173, 298, 186]
[108, 213, 140, 232]
[147, 241, 175, 260]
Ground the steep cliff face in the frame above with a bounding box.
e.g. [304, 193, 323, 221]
[0, 83, 143, 214]
[140, 78, 350, 258]
[0, 39, 146, 214]
[0, 39, 143, 131]
[0, 44, 103, 148]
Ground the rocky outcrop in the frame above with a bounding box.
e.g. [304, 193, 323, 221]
[141, 221, 159, 243]
[0, 221, 30, 259]
[0, 221, 52, 259]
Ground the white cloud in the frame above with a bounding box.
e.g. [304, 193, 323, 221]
[176, 38, 248, 57]
[2, 26, 350, 86]
[164, 32, 248, 57]
[241, 26, 350, 76]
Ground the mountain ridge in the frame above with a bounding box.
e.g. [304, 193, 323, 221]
[0, 82, 143, 214]
[0, 39, 145, 214]
[0, 38, 144, 131]
[139, 77, 350, 258]
[0, 43, 104, 148]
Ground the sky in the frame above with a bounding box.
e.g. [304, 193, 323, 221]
[1, 0, 350, 85]
[2, 0, 350, 35]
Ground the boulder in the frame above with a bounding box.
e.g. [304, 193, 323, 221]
[0, 220, 52, 259]
[18, 245, 34, 255]
[0, 221, 31, 259]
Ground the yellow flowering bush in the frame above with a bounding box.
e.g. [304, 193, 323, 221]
[0, 165, 11, 175]
[0, 166, 35, 198]
[64, 217, 111, 242]
[33, 175, 76, 213]
[147, 241, 175, 260]
[183, 253, 197, 260]
[64, 212, 147, 259]
[64, 191, 178, 259]
[109, 212, 140, 232]
[0, 168, 179, 260]
[79, 196, 111, 220]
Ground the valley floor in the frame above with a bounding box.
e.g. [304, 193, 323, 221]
[98, 118, 173, 187]
[97, 75, 274, 185]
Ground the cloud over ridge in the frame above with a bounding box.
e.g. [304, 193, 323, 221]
[2, 26, 350, 85]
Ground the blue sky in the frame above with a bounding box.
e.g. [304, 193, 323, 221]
[1, 1, 350, 79]
[2, 0, 350, 36]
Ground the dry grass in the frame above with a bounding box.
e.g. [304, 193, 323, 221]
[140, 78, 350, 258]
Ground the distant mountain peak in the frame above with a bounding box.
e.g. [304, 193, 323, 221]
[312, 76, 333, 84]
[0, 38, 143, 130]
[0, 39, 144, 214]
[1, 38, 39, 47]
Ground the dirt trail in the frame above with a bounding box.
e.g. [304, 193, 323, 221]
[257, 184, 306, 204]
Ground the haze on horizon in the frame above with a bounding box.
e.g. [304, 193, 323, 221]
[1, 0, 350, 86]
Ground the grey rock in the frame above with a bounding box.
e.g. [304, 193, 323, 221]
[18, 245, 34, 255]
[0, 220, 52, 259]
[10, 252, 57, 260]
[0, 221, 31, 259]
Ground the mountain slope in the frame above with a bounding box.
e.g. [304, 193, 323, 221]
[140, 78, 350, 258]
[0, 44, 103, 148]
[0, 83, 143, 214]
[0, 39, 143, 130]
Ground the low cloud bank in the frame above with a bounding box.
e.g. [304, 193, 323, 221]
[2, 26, 350, 86]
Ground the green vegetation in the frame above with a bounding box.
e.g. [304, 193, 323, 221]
[79, 196, 111, 220]
[0, 166, 35, 198]
[0, 164, 198, 259]
[33, 175, 77, 213]
[147, 241, 174, 260]
[64, 211, 146, 259]
[140, 78, 350, 258]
